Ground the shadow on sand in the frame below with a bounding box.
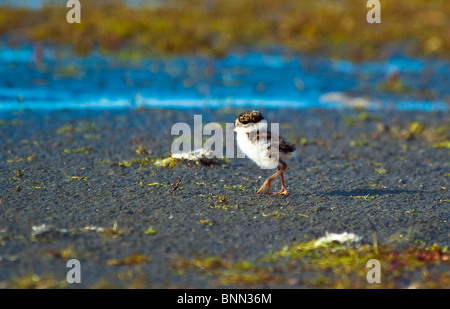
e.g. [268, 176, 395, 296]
[326, 188, 426, 197]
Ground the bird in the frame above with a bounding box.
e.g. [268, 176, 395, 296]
[234, 110, 295, 196]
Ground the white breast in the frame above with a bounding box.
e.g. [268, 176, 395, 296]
[235, 128, 279, 170]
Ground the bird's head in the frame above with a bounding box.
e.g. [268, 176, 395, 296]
[234, 110, 266, 133]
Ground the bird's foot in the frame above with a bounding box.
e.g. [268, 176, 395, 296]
[257, 185, 267, 194]
[257, 180, 270, 194]
[269, 189, 288, 196]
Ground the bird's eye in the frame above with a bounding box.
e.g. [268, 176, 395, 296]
[239, 116, 248, 124]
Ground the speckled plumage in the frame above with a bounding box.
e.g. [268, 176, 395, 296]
[234, 110, 295, 195]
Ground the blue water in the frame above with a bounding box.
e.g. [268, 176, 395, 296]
[0, 41, 449, 111]
[0, 0, 166, 10]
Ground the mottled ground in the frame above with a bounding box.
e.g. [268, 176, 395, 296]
[0, 107, 448, 288]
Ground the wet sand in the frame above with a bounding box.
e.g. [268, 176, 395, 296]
[0, 107, 448, 288]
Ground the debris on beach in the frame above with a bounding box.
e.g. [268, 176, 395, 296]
[171, 148, 223, 166]
[313, 232, 363, 248]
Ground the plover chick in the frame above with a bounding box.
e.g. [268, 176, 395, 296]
[234, 110, 295, 195]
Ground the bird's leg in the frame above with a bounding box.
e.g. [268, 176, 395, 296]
[257, 160, 288, 195]
[256, 167, 280, 194]
[269, 160, 289, 196]
[257, 164, 283, 194]
[256, 177, 271, 194]
[257, 168, 281, 194]
[270, 171, 288, 196]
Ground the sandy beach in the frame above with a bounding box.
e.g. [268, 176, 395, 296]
[0, 107, 448, 288]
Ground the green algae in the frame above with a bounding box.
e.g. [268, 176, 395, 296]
[144, 226, 158, 235]
[63, 147, 92, 154]
[171, 236, 449, 288]
[8, 273, 68, 289]
[262, 211, 286, 218]
[107, 254, 151, 266]
[7, 153, 36, 163]
[374, 168, 387, 174]
[64, 176, 88, 181]
[351, 195, 378, 201]
[2, 0, 450, 60]
[224, 184, 246, 191]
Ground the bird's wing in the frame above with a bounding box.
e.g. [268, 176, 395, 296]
[249, 130, 296, 153]
[279, 137, 296, 153]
